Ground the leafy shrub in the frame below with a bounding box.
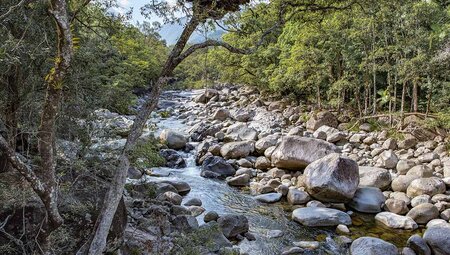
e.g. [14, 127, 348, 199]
[130, 137, 165, 169]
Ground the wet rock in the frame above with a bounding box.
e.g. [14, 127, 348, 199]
[220, 141, 255, 159]
[406, 203, 439, 224]
[187, 206, 205, 217]
[375, 212, 418, 230]
[293, 241, 320, 250]
[160, 180, 191, 195]
[159, 129, 187, 150]
[271, 136, 339, 170]
[407, 234, 431, 255]
[160, 149, 186, 168]
[184, 198, 202, 207]
[254, 193, 282, 203]
[304, 153, 359, 203]
[204, 211, 219, 223]
[287, 189, 310, 205]
[217, 214, 249, 239]
[306, 111, 339, 131]
[406, 177, 446, 198]
[226, 174, 250, 187]
[423, 227, 450, 255]
[156, 191, 182, 205]
[350, 237, 398, 255]
[201, 156, 236, 179]
[267, 230, 283, 238]
[282, 247, 304, 255]
[348, 187, 385, 213]
[197, 221, 233, 252]
[359, 166, 392, 190]
[292, 207, 351, 227]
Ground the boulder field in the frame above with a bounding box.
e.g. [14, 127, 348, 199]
[184, 86, 450, 254]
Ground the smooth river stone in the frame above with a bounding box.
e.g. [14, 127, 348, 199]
[375, 212, 418, 230]
[254, 193, 282, 203]
[292, 207, 351, 227]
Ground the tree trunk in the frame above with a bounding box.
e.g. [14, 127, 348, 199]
[400, 80, 407, 128]
[426, 75, 432, 117]
[316, 84, 321, 109]
[5, 68, 19, 150]
[0, 0, 73, 252]
[412, 78, 418, 112]
[82, 16, 201, 255]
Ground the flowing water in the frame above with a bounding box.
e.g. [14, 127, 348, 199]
[142, 90, 419, 255]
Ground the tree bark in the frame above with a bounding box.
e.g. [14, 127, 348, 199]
[82, 16, 201, 255]
[400, 80, 407, 128]
[412, 78, 418, 112]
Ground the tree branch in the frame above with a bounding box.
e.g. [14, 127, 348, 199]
[176, 39, 251, 63]
[0, 0, 27, 21]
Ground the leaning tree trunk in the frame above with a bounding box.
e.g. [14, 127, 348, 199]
[412, 78, 418, 113]
[82, 16, 201, 255]
[400, 80, 407, 128]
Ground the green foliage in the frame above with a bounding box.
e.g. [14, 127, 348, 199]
[130, 137, 165, 169]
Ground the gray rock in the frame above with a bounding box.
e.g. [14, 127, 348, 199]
[217, 214, 249, 238]
[201, 156, 236, 179]
[292, 207, 351, 227]
[159, 129, 187, 150]
[377, 150, 399, 169]
[220, 141, 255, 159]
[350, 237, 398, 255]
[407, 234, 431, 255]
[197, 222, 232, 252]
[160, 149, 186, 168]
[254, 193, 282, 203]
[282, 247, 304, 255]
[397, 160, 416, 175]
[306, 111, 339, 131]
[225, 123, 258, 141]
[287, 189, 310, 205]
[406, 177, 446, 198]
[204, 211, 219, 222]
[348, 187, 385, 213]
[267, 230, 284, 238]
[213, 108, 230, 121]
[359, 166, 392, 190]
[184, 198, 202, 207]
[160, 180, 191, 195]
[411, 195, 431, 208]
[406, 203, 439, 224]
[226, 174, 250, 187]
[406, 165, 433, 178]
[255, 134, 279, 154]
[375, 212, 418, 230]
[423, 227, 450, 255]
[305, 153, 359, 203]
[384, 198, 409, 215]
[255, 156, 271, 170]
[271, 136, 339, 170]
[156, 191, 182, 205]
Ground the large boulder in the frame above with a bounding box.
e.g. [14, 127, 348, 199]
[255, 134, 278, 154]
[213, 108, 230, 121]
[225, 123, 258, 141]
[348, 187, 385, 213]
[359, 166, 392, 190]
[406, 177, 446, 198]
[306, 111, 339, 131]
[304, 153, 359, 203]
[201, 156, 236, 179]
[375, 212, 418, 230]
[159, 129, 187, 150]
[407, 234, 431, 255]
[160, 149, 186, 169]
[194, 89, 219, 104]
[217, 214, 249, 239]
[220, 141, 255, 159]
[350, 237, 398, 255]
[271, 136, 339, 170]
[423, 227, 450, 255]
[406, 203, 439, 224]
[292, 207, 351, 227]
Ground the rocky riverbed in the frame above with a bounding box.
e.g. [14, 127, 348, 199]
[63, 86, 450, 254]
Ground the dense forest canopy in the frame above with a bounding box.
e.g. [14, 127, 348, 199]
[0, 0, 449, 254]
